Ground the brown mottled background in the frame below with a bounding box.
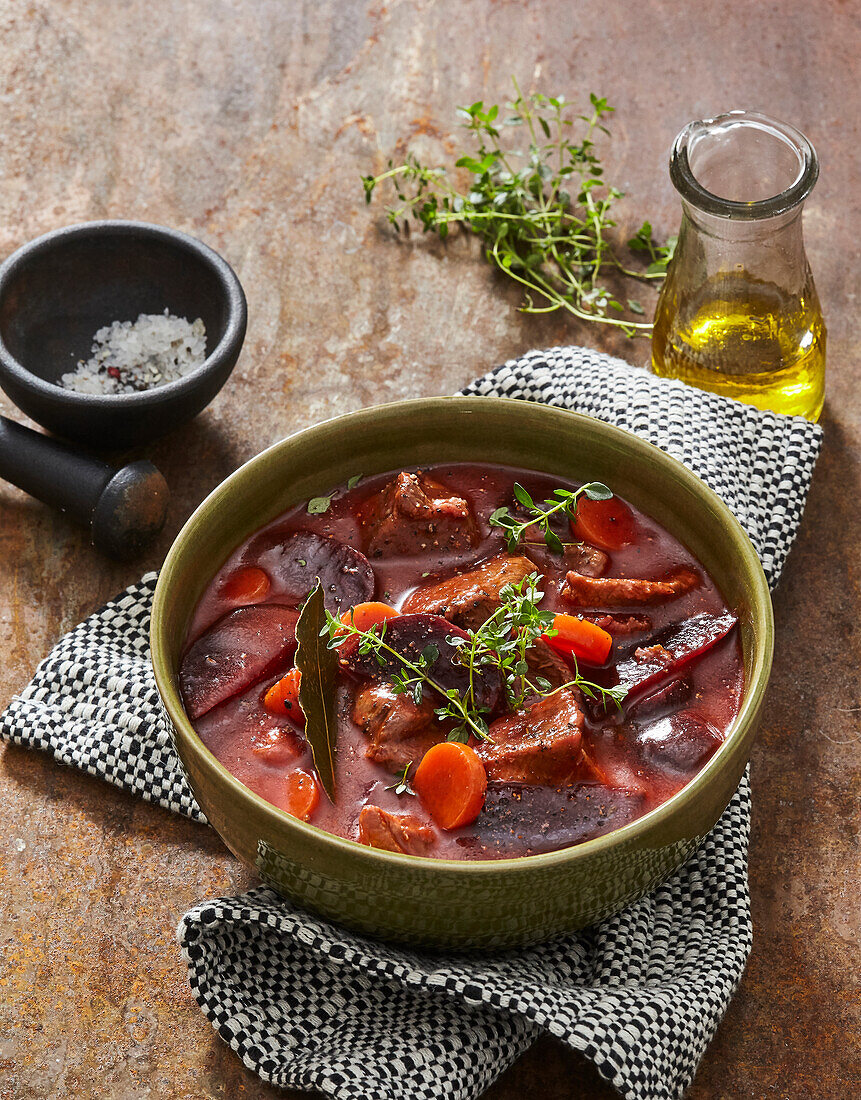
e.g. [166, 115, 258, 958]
[1, 2, 858, 1097]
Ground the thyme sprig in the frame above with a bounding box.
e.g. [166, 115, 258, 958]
[447, 573, 555, 714]
[323, 615, 492, 742]
[385, 762, 416, 797]
[489, 481, 613, 553]
[323, 572, 626, 745]
[362, 82, 676, 336]
[572, 663, 628, 711]
[447, 572, 626, 719]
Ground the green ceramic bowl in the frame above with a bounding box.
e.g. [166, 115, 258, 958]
[151, 397, 773, 949]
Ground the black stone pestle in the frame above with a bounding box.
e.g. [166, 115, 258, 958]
[0, 415, 169, 560]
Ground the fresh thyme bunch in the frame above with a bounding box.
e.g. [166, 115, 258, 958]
[447, 573, 627, 721]
[362, 81, 676, 336]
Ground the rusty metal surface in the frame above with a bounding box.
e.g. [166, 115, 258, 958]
[1, 1, 859, 1097]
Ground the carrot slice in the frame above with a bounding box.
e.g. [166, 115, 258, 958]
[219, 565, 271, 604]
[263, 668, 304, 723]
[283, 769, 319, 821]
[338, 602, 400, 633]
[570, 495, 636, 550]
[413, 741, 488, 830]
[542, 613, 613, 665]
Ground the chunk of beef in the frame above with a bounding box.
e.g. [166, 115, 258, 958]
[352, 682, 445, 770]
[564, 543, 610, 577]
[251, 726, 303, 765]
[633, 644, 674, 667]
[458, 783, 646, 857]
[180, 605, 299, 720]
[358, 806, 436, 855]
[402, 553, 537, 630]
[584, 612, 652, 637]
[359, 471, 479, 557]
[524, 637, 573, 690]
[560, 567, 699, 608]
[477, 688, 600, 786]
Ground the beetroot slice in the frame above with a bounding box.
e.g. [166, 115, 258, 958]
[246, 530, 374, 614]
[626, 676, 692, 721]
[615, 612, 737, 706]
[458, 782, 646, 856]
[340, 613, 503, 712]
[180, 605, 299, 720]
[637, 712, 722, 775]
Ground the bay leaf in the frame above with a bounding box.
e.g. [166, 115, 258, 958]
[294, 579, 339, 801]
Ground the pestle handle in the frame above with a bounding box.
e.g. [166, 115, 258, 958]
[0, 415, 169, 560]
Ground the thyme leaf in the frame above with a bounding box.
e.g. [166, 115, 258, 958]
[307, 495, 333, 515]
[385, 761, 416, 797]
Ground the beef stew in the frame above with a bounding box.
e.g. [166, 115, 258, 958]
[181, 463, 743, 860]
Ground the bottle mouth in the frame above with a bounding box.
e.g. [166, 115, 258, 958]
[670, 110, 819, 220]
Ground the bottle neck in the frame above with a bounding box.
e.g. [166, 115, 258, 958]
[672, 200, 811, 296]
[680, 199, 804, 243]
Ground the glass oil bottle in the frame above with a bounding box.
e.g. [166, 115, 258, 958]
[652, 111, 825, 420]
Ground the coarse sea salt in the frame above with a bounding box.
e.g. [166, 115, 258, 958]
[60, 310, 206, 395]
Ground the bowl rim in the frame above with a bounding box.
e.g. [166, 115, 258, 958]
[152, 395, 774, 877]
[0, 219, 247, 407]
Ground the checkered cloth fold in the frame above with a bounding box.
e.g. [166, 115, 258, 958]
[1, 347, 823, 1100]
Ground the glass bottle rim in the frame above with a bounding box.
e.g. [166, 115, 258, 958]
[670, 109, 819, 220]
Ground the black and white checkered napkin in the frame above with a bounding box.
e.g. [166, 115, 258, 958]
[2, 347, 822, 1100]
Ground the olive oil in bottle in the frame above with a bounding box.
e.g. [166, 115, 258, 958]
[653, 111, 825, 422]
[652, 272, 826, 420]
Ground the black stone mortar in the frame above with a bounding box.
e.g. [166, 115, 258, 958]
[0, 221, 247, 557]
[0, 220, 247, 450]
